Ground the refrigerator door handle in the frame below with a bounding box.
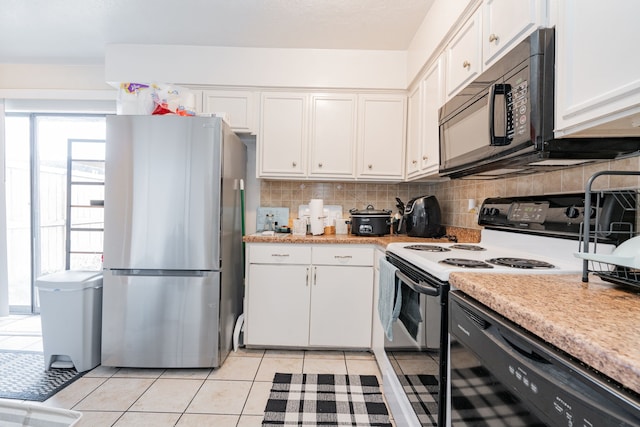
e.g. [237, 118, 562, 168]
[109, 269, 212, 277]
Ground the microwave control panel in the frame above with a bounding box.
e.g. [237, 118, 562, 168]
[506, 80, 529, 140]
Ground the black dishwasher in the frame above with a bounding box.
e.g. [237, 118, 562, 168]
[448, 291, 640, 426]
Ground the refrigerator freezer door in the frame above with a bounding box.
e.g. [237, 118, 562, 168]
[101, 269, 221, 368]
[104, 115, 222, 270]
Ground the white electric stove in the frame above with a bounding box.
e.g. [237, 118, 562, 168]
[378, 193, 628, 427]
[386, 228, 595, 282]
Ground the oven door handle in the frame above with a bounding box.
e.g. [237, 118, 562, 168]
[395, 270, 439, 297]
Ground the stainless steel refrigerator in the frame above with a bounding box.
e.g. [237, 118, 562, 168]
[101, 115, 246, 368]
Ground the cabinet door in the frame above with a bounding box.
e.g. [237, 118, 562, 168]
[446, 9, 482, 99]
[483, 0, 542, 67]
[555, 0, 640, 136]
[420, 56, 444, 176]
[309, 265, 374, 348]
[246, 264, 310, 347]
[357, 94, 406, 181]
[202, 90, 255, 133]
[258, 92, 307, 177]
[309, 94, 357, 179]
[406, 84, 422, 178]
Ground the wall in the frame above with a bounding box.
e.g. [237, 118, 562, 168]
[105, 45, 408, 90]
[406, 0, 475, 85]
[258, 156, 640, 230]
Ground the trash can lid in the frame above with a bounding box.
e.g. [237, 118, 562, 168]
[36, 270, 103, 290]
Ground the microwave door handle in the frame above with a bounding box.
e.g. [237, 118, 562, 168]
[489, 83, 510, 146]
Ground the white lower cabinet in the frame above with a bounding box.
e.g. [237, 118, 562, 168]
[245, 244, 374, 349]
[247, 263, 311, 347]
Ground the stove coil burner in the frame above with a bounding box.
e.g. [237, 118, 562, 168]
[440, 258, 494, 268]
[486, 258, 555, 269]
[450, 244, 486, 251]
[405, 245, 451, 252]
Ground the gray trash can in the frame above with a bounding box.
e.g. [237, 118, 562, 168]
[36, 271, 103, 372]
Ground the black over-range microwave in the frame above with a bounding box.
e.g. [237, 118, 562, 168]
[438, 28, 640, 179]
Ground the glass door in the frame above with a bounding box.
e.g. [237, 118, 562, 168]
[4, 114, 106, 313]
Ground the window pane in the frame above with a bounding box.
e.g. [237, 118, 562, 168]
[70, 206, 104, 229]
[69, 230, 104, 253]
[69, 183, 104, 206]
[72, 160, 105, 183]
[71, 140, 105, 161]
[69, 253, 102, 271]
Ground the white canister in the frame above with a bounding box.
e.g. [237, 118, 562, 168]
[309, 199, 325, 235]
[335, 218, 349, 235]
[292, 218, 307, 236]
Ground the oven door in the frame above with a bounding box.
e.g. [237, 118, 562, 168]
[382, 253, 449, 427]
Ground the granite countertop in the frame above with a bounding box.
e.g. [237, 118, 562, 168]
[243, 226, 481, 247]
[449, 272, 640, 396]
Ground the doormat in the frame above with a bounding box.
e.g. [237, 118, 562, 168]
[0, 350, 85, 401]
[262, 373, 392, 426]
[400, 374, 439, 427]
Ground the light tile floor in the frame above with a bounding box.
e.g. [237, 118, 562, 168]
[0, 315, 392, 427]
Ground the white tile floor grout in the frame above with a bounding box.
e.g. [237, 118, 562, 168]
[0, 315, 395, 427]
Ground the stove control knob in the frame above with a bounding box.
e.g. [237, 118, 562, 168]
[565, 206, 580, 219]
[481, 207, 497, 216]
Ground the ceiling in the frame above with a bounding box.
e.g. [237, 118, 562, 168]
[1, 0, 434, 64]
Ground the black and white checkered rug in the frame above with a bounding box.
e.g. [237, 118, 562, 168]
[0, 350, 85, 401]
[263, 373, 392, 426]
[400, 374, 439, 427]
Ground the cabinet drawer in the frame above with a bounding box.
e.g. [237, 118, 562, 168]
[312, 246, 374, 266]
[249, 244, 312, 264]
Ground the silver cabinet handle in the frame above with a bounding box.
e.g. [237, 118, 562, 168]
[462, 60, 471, 69]
[292, 161, 297, 167]
[489, 33, 499, 43]
[313, 266, 317, 285]
[271, 253, 290, 257]
[318, 162, 323, 168]
[334, 255, 353, 259]
[306, 267, 310, 286]
[368, 164, 373, 169]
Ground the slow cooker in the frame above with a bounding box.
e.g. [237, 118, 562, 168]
[349, 205, 392, 236]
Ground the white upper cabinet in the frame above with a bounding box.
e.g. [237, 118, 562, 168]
[406, 84, 422, 178]
[445, 9, 482, 99]
[482, 0, 544, 67]
[308, 94, 357, 179]
[258, 90, 405, 181]
[258, 92, 308, 178]
[420, 57, 445, 176]
[357, 94, 406, 181]
[202, 89, 256, 133]
[445, 0, 546, 100]
[406, 56, 444, 180]
[555, 0, 640, 137]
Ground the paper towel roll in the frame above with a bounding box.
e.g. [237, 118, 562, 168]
[309, 199, 324, 235]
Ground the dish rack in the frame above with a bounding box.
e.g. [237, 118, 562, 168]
[577, 170, 640, 288]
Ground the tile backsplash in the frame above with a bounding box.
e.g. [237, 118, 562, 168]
[259, 156, 640, 229]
